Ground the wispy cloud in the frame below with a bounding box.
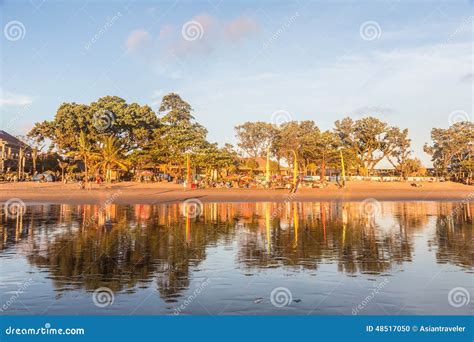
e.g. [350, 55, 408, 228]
[125, 13, 260, 59]
[181, 42, 471, 166]
[459, 72, 472, 83]
[224, 16, 260, 42]
[159, 24, 174, 39]
[0, 89, 33, 107]
[125, 29, 151, 53]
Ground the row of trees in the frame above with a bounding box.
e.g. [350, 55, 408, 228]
[27, 94, 236, 180]
[26, 93, 473, 182]
[235, 118, 420, 179]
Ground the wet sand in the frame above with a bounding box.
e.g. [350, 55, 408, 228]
[0, 181, 472, 204]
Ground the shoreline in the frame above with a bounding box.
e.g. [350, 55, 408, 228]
[0, 181, 472, 204]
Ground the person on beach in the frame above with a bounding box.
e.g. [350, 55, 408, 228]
[290, 176, 301, 194]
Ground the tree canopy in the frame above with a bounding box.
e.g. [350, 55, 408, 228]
[25, 92, 473, 183]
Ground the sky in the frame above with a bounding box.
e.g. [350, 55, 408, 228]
[1, 0, 472, 167]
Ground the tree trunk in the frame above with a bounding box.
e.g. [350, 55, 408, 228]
[320, 156, 326, 182]
[32, 149, 37, 173]
[84, 156, 88, 182]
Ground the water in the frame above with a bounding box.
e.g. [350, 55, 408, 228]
[0, 201, 472, 315]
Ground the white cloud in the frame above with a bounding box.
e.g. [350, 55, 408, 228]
[224, 16, 259, 42]
[0, 89, 33, 107]
[128, 13, 260, 59]
[125, 29, 151, 53]
[182, 42, 471, 167]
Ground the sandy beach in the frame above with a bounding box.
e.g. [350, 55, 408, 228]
[0, 181, 472, 204]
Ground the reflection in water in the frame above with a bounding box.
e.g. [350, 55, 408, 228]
[0, 201, 472, 315]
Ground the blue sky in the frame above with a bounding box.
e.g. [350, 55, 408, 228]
[1, 0, 472, 166]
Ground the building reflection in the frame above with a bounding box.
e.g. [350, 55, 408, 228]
[0, 201, 472, 301]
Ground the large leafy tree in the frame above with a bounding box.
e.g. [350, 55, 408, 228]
[277, 120, 320, 174]
[194, 142, 238, 179]
[399, 158, 425, 177]
[28, 96, 159, 154]
[334, 117, 401, 176]
[153, 93, 209, 175]
[386, 128, 412, 179]
[424, 121, 473, 179]
[235, 122, 278, 158]
[313, 130, 341, 180]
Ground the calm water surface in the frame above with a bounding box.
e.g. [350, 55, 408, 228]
[0, 201, 472, 315]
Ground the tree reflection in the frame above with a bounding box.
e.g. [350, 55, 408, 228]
[0, 201, 472, 301]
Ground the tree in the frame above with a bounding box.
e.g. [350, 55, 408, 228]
[28, 96, 159, 154]
[277, 120, 320, 174]
[399, 158, 425, 177]
[386, 128, 412, 179]
[68, 131, 95, 181]
[235, 122, 278, 158]
[313, 131, 340, 181]
[194, 142, 238, 179]
[334, 117, 401, 176]
[424, 122, 474, 180]
[95, 136, 129, 182]
[241, 158, 259, 176]
[57, 159, 69, 181]
[154, 93, 209, 176]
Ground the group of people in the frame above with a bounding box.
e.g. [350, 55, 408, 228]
[78, 175, 103, 189]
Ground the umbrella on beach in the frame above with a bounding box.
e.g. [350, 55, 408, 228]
[138, 170, 154, 176]
[240, 176, 254, 181]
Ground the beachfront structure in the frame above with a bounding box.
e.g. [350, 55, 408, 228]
[0, 130, 30, 176]
[239, 157, 289, 176]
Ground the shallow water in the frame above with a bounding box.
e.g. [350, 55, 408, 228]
[0, 201, 472, 315]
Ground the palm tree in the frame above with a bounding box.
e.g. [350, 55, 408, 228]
[57, 159, 69, 181]
[68, 131, 95, 182]
[95, 136, 129, 182]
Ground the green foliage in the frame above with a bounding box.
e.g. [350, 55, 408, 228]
[28, 96, 159, 153]
[235, 122, 278, 158]
[94, 136, 129, 182]
[27, 92, 472, 183]
[335, 117, 403, 175]
[424, 121, 473, 178]
[153, 93, 208, 170]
